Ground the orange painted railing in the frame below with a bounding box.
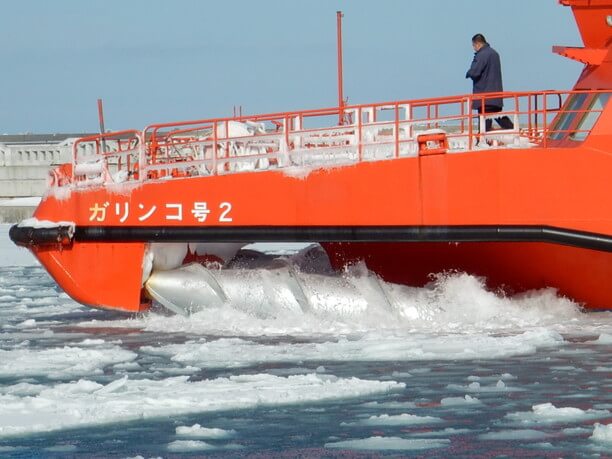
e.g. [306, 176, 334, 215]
[72, 130, 142, 185]
[69, 90, 609, 186]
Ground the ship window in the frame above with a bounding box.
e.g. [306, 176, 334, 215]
[549, 93, 588, 140]
[570, 93, 610, 141]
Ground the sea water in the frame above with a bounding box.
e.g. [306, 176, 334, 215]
[0, 227, 611, 458]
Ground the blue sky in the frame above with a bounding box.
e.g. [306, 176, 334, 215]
[0, 0, 583, 133]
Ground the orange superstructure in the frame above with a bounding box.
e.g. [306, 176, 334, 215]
[10, 0, 612, 312]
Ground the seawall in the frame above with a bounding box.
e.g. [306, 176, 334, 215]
[0, 134, 95, 223]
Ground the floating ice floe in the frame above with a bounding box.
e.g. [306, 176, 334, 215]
[594, 366, 612, 372]
[175, 424, 236, 439]
[591, 333, 612, 344]
[15, 319, 36, 328]
[325, 436, 451, 451]
[342, 413, 443, 426]
[590, 423, 612, 443]
[0, 373, 404, 438]
[44, 445, 78, 453]
[562, 427, 592, 436]
[140, 329, 565, 370]
[391, 371, 413, 378]
[478, 429, 551, 441]
[440, 395, 482, 406]
[0, 345, 137, 380]
[409, 428, 472, 438]
[505, 403, 610, 425]
[360, 400, 418, 409]
[446, 380, 519, 393]
[167, 440, 243, 452]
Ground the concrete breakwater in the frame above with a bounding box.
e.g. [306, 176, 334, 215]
[0, 201, 36, 223]
[0, 133, 94, 223]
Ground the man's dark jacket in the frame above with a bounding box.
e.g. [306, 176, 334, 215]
[466, 44, 504, 110]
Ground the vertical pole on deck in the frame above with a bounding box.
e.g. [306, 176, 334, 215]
[97, 98, 106, 134]
[97, 98, 107, 153]
[337, 11, 345, 125]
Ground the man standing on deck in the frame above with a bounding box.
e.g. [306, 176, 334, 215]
[466, 34, 514, 131]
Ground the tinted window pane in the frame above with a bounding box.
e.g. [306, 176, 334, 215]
[570, 93, 610, 141]
[549, 93, 588, 141]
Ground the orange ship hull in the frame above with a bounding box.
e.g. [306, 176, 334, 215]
[323, 242, 612, 309]
[13, 143, 612, 311]
[9, 0, 612, 312]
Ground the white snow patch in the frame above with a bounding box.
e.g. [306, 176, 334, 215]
[189, 242, 247, 263]
[244, 242, 314, 256]
[0, 197, 41, 207]
[112, 169, 129, 184]
[150, 243, 189, 271]
[175, 424, 236, 439]
[0, 373, 404, 437]
[325, 436, 450, 451]
[17, 218, 74, 229]
[141, 244, 154, 285]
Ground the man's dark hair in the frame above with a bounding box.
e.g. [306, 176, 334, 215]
[472, 34, 487, 45]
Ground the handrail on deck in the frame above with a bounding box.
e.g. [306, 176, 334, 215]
[67, 89, 609, 187]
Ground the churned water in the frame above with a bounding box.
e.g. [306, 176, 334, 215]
[0, 228, 611, 458]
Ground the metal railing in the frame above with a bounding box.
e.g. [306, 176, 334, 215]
[68, 90, 609, 187]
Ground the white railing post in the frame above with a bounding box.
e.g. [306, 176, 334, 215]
[357, 107, 363, 161]
[284, 117, 290, 154]
[138, 133, 146, 182]
[212, 122, 218, 175]
[401, 104, 412, 142]
[394, 104, 400, 158]
[293, 115, 301, 150]
[479, 115, 486, 142]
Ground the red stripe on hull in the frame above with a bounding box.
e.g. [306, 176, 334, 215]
[322, 241, 612, 310]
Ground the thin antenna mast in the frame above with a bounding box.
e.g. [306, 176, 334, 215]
[97, 98, 106, 134]
[337, 11, 345, 125]
[97, 98, 106, 152]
